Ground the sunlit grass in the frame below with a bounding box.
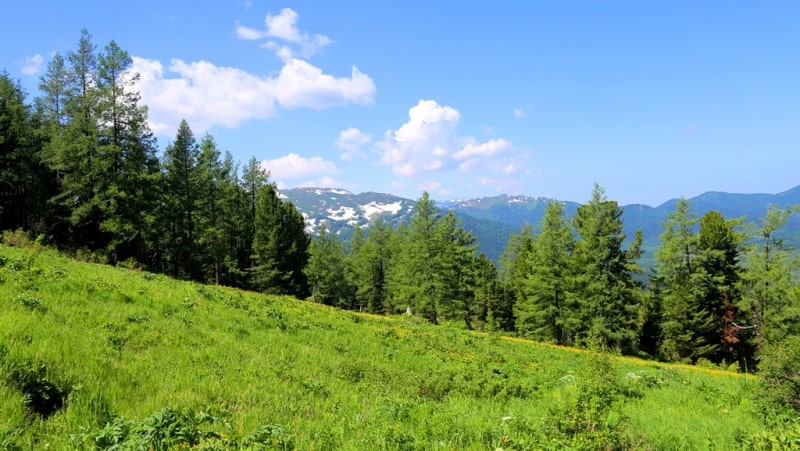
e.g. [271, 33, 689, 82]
[0, 244, 765, 448]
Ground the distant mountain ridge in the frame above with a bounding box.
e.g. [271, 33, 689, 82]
[281, 185, 800, 263]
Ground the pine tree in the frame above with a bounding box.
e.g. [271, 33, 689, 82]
[498, 224, 534, 326]
[0, 72, 48, 234]
[161, 119, 201, 278]
[434, 211, 478, 326]
[570, 184, 642, 352]
[305, 223, 355, 308]
[251, 179, 310, 297]
[390, 192, 442, 323]
[94, 39, 160, 264]
[350, 218, 393, 314]
[653, 198, 715, 362]
[741, 205, 800, 353]
[695, 210, 745, 365]
[518, 200, 574, 344]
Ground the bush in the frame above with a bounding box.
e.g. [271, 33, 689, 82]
[759, 336, 800, 414]
[546, 351, 636, 450]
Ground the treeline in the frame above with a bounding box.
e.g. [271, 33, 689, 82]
[2, 31, 799, 370]
[304, 184, 800, 371]
[0, 30, 310, 297]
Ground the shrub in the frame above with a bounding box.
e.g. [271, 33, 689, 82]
[759, 336, 800, 414]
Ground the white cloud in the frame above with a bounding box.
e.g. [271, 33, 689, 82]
[377, 99, 516, 178]
[335, 127, 372, 160]
[514, 108, 527, 119]
[21, 54, 43, 76]
[453, 138, 512, 160]
[237, 8, 331, 60]
[260, 153, 339, 180]
[131, 56, 375, 135]
[130, 9, 373, 135]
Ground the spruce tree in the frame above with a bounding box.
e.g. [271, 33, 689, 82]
[161, 119, 201, 278]
[695, 210, 745, 365]
[305, 223, 355, 308]
[518, 200, 574, 344]
[251, 179, 310, 297]
[741, 205, 800, 352]
[0, 72, 48, 234]
[570, 184, 642, 352]
[350, 218, 393, 314]
[654, 198, 715, 362]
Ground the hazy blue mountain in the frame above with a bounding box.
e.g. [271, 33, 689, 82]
[281, 185, 800, 264]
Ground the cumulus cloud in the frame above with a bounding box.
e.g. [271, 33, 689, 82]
[259, 153, 339, 181]
[377, 100, 517, 178]
[236, 8, 332, 60]
[335, 127, 372, 160]
[131, 56, 374, 135]
[21, 54, 43, 75]
[130, 9, 374, 135]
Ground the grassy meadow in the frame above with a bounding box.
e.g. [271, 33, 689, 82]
[0, 243, 770, 449]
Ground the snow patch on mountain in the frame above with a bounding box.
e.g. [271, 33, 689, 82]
[361, 201, 403, 219]
[327, 206, 358, 221]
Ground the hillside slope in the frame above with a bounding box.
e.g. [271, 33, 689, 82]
[0, 244, 764, 449]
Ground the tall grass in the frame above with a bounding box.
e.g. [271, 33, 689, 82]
[0, 243, 765, 449]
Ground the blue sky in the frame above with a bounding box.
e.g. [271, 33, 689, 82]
[3, 1, 799, 206]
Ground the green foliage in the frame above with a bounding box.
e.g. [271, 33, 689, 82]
[517, 200, 574, 343]
[569, 184, 643, 352]
[305, 223, 355, 308]
[546, 351, 636, 450]
[759, 336, 800, 414]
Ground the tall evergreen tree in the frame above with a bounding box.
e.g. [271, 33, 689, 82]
[94, 39, 160, 264]
[654, 198, 715, 362]
[251, 178, 309, 297]
[434, 211, 478, 326]
[570, 184, 642, 352]
[350, 218, 393, 314]
[305, 223, 355, 308]
[695, 210, 746, 365]
[41, 29, 104, 251]
[741, 205, 800, 353]
[390, 192, 442, 323]
[0, 72, 48, 234]
[161, 119, 201, 278]
[518, 200, 575, 344]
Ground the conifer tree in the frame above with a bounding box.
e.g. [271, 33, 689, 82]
[350, 218, 393, 313]
[251, 178, 310, 297]
[390, 192, 442, 323]
[518, 200, 574, 344]
[695, 210, 746, 365]
[0, 72, 49, 234]
[570, 184, 642, 352]
[434, 211, 478, 326]
[654, 198, 715, 362]
[161, 119, 201, 278]
[741, 205, 800, 352]
[305, 223, 355, 308]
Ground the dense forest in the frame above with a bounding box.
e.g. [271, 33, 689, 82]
[2, 31, 800, 374]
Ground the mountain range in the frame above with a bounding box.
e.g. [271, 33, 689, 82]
[280, 185, 800, 265]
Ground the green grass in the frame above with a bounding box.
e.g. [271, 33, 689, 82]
[0, 244, 767, 449]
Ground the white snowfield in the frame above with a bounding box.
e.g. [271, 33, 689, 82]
[360, 201, 403, 219]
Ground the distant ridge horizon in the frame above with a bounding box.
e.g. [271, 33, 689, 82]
[281, 183, 800, 209]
